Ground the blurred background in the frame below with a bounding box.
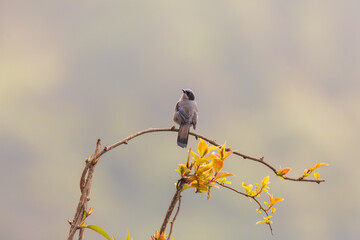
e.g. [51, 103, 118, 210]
[1, 1, 359, 239]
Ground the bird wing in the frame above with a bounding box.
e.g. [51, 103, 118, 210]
[176, 102, 190, 123]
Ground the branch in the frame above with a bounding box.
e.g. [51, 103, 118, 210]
[159, 178, 186, 235]
[67, 127, 324, 239]
[189, 132, 323, 184]
[97, 127, 324, 184]
[168, 194, 182, 239]
[216, 181, 273, 234]
[67, 139, 101, 240]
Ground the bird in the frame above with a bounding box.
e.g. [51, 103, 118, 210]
[173, 89, 198, 148]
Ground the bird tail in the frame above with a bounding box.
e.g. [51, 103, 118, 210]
[177, 124, 190, 148]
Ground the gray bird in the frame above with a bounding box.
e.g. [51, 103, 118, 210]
[173, 89, 198, 148]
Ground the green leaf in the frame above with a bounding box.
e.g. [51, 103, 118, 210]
[86, 225, 112, 240]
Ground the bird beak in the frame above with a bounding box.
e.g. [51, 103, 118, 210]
[182, 89, 185, 93]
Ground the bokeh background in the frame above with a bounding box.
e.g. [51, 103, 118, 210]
[1, 1, 359, 239]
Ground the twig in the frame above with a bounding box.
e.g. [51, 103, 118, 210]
[189, 132, 323, 183]
[67, 139, 101, 240]
[216, 181, 273, 234]
[168, 195, 182, 239]
[95, 127, 323, 184]
[160, 179, 186, 235]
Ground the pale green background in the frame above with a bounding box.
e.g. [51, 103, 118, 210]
[1, 1, 359, 239]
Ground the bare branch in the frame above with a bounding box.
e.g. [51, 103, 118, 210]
[168, 195, 182, 239]
[159, 179, 185, 235]
[67, 139, 101, 240]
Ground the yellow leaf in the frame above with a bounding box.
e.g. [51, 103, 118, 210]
[316, 163, 328, 168]
[216, 172, 235, 179]
[82, 207, 87, 220]
[309, 162, 329, 171]
[212, 158, 224, 173]
[265, 215, 273, 224]
[217, 141, 234, 160]
[271, 197, 284, 205]
[256, 215, 273, 225]
[199, 162, 211, 171]
[303, 169, 310, 177]
[219, 141, 226, 159]
[267, 193, 284, 209]
[203, 153, 218, 161]
[154, 230, 160, 238]
[271, 207, 276, 213]
[197, 163, 213, 176]
[261, 176, 270, 190]
[209, 183, 220, 189]
[159, 232, 167, 240]
[251, 190, 258, 197]
[208, 146, 220, 152]
[190, 150, 200, 161]
[314, 172, 321, 179]
[195, 157, 210, 167]
[87, 208, 94, 217]
[177, 164, 189, 175]
[198, 139, 208, 157]
[186, 149, 191, 167]
[125, 232, 132, 240]
[190, 180, 208, 192]
[242, 182, 253, 195]
[223, 150, 234, 160]
[87, 225, 112, 240]
[277, 167, 291, 177]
